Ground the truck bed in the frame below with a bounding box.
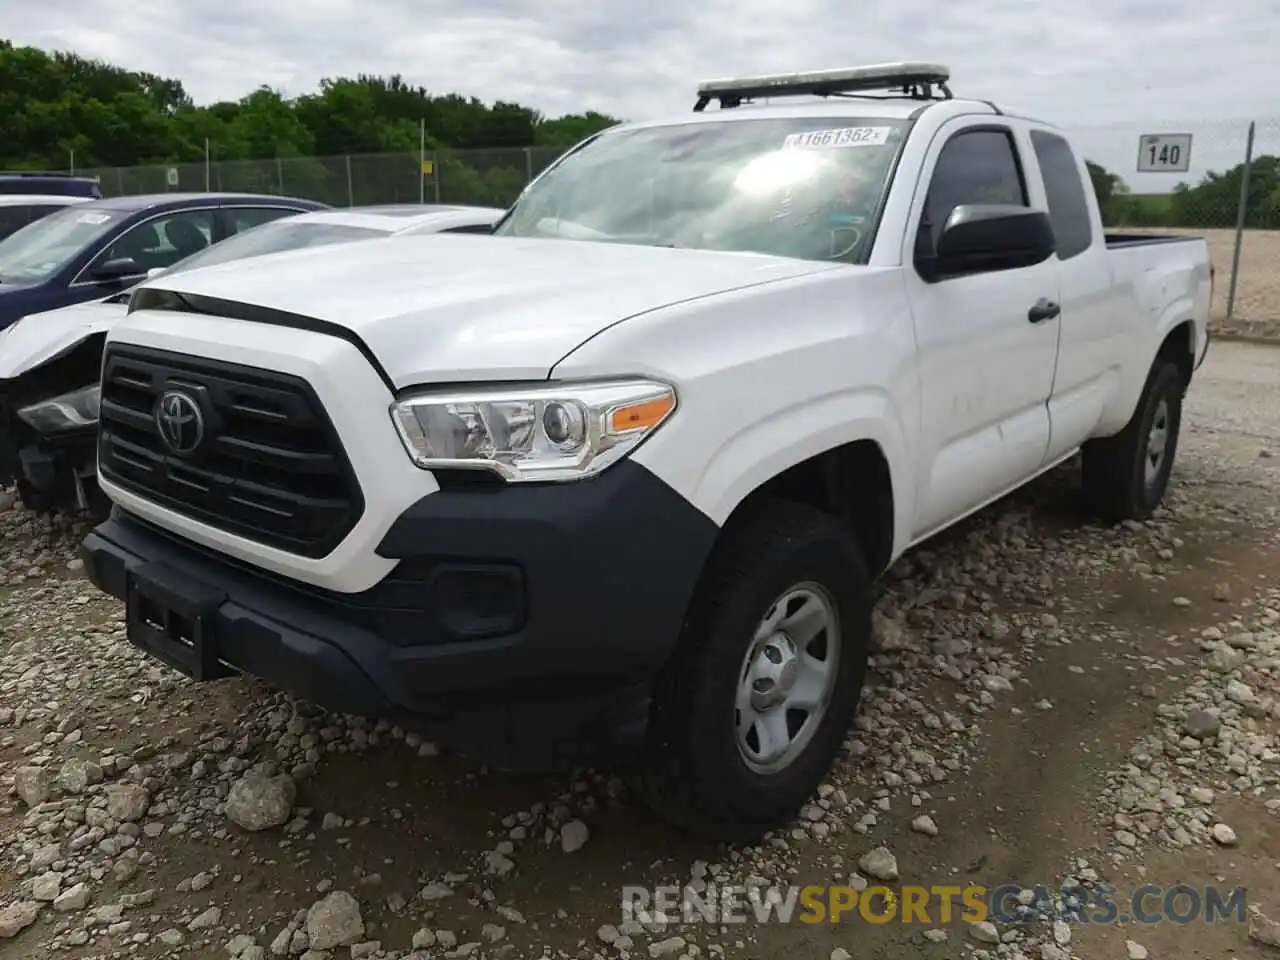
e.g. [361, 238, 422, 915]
[1104, 232, 1201, 249]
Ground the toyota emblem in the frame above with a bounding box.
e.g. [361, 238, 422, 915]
[155, 390, 205, 455]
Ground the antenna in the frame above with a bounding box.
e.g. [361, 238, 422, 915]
[693, 62, 952, 111]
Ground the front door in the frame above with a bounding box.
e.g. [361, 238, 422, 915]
[906, 120, 1062, 540]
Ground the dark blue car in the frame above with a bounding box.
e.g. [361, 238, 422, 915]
[0, 192, 329, 330]
[0, 172, 103, 199]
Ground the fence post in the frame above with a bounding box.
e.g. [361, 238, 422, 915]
[116, 168, 126, 196]
[1226, 121, 1257, 321]
[433, 152, 441, 203]
[524, 147, 533, 184]
[345, 155, 354, 206]
[275, 157, 285, 194]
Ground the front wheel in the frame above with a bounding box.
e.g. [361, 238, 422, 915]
[1081, 358, 1184, 521]
[637, 500, 871, 842]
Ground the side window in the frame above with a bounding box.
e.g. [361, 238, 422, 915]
[94, 210, 216, 273]
[1030, 130, 1093, 260]
[228, 207, 296, 235]
[921, 128, 1028, 250]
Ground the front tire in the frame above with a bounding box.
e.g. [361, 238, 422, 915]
[1081, 358, 1184, 521]
[637, 500, 871, 842]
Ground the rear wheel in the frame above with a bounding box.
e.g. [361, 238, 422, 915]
[637, 500, 871, 842]
[1081, 359, 1183, 521]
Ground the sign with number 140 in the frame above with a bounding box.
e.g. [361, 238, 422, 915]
[1137, 134, 1192, 173]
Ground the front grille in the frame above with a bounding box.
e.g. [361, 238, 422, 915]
[98, 344, 364, 558]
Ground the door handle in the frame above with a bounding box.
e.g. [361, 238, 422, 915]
[1028, 298, 1061, 324]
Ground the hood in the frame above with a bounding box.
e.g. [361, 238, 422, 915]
[137, 234, 841, 386]
[0, 297, 127, 378]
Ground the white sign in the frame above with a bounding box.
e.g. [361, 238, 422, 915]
[783, 126, 891, 149]
[166, 166, 180, 187]
[1137, 134, 1192, 173]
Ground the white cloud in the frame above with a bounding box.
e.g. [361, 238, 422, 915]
[3, 0, 1275, 183]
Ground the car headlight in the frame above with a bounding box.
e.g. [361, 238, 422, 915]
[391, 379, 676, 482]
[16, 384, 101, 433]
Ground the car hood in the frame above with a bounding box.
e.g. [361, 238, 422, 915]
[136, 234, 841, 386]
[0, 298, 127, 379]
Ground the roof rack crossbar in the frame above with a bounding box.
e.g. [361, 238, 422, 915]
[692, 62, 952, 112]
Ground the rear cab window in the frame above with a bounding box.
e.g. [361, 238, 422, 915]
[1029, 130, 1094, 260]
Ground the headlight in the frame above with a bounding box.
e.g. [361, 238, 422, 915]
[16, 384, 101, 433]
[391, 379, 676, 482]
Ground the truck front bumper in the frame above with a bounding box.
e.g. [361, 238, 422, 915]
[80, 461, 718, 769]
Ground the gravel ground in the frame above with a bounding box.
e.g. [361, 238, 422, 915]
[2, 341, 1279, 960]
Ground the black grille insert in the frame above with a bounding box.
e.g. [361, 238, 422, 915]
[98, 345, 364, 558]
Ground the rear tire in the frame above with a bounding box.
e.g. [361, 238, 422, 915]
[637, 499, 871, 842]
[1081, 359, 1183, 521]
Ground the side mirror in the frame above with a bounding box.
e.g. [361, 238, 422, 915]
[918, 204, 1055, 281]
[90, 257, 142, 283]
[146, 267, 166, 279]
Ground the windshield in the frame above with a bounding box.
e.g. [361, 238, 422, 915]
[0, 206, 121, 284]
[161, 220, 388, 277]
[495, 117, 909, 263]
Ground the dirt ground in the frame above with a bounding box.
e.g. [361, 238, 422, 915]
[2, 341, 1279, 960]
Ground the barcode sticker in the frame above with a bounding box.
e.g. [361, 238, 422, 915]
[783, 126, 892, 149]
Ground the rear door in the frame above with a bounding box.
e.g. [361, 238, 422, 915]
[1027, 127, 1129, 462]
[904, 118, 1063, 539]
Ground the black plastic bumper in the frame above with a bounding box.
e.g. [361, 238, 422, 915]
[81, 461, 719, 769]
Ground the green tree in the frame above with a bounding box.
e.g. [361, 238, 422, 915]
[0, 37, 622, 200]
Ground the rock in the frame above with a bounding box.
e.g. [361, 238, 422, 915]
[105, 784, 150, 822]
[31, 872, 62, 901]
[225, 772, 297, 832]
[1249, 905, 1280, 948]
[910, 815, 938, 836]
[969, 920, 1000, 944]
[419, 881, 454, 902]
[922, 929, 948, 943]
[560, 819, 590, 853]
[52, 883, 91, 913]
[56, 758, 104, 795]
[830, 950, 852, 960]
[189, 906, 222, 930]
[13, 766, 52, 807]
[227, 933, 257, 955]
[1125, 940, 1149, 959]
[1211, 823, 1237, 846]
[306, 891, 365, 950]
[858, 846, 899, 881]
[412, 929, 437, 949]
[648, 937, 687, 957]
[1183, 709, 1221, 739]
[0, 901, 40, 939]
[480, 923, 506, 942]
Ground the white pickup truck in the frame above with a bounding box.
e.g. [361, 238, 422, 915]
[81, 63, 1211, 841]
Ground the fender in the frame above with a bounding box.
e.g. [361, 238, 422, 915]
[682, 388, 909, 553]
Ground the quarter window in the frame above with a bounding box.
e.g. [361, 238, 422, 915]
[229, 207, 298, 234]
[1030, 130, 1094, 260]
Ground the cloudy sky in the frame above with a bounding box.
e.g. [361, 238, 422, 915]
[4, 0, 1275, 182]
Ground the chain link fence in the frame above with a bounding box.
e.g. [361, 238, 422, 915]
[1064, 117, 1280, 335]
[78, 118, 1280, 337]
[80, 146, 568, 209]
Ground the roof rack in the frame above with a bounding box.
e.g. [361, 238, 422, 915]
[693, 62, 952, 112]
